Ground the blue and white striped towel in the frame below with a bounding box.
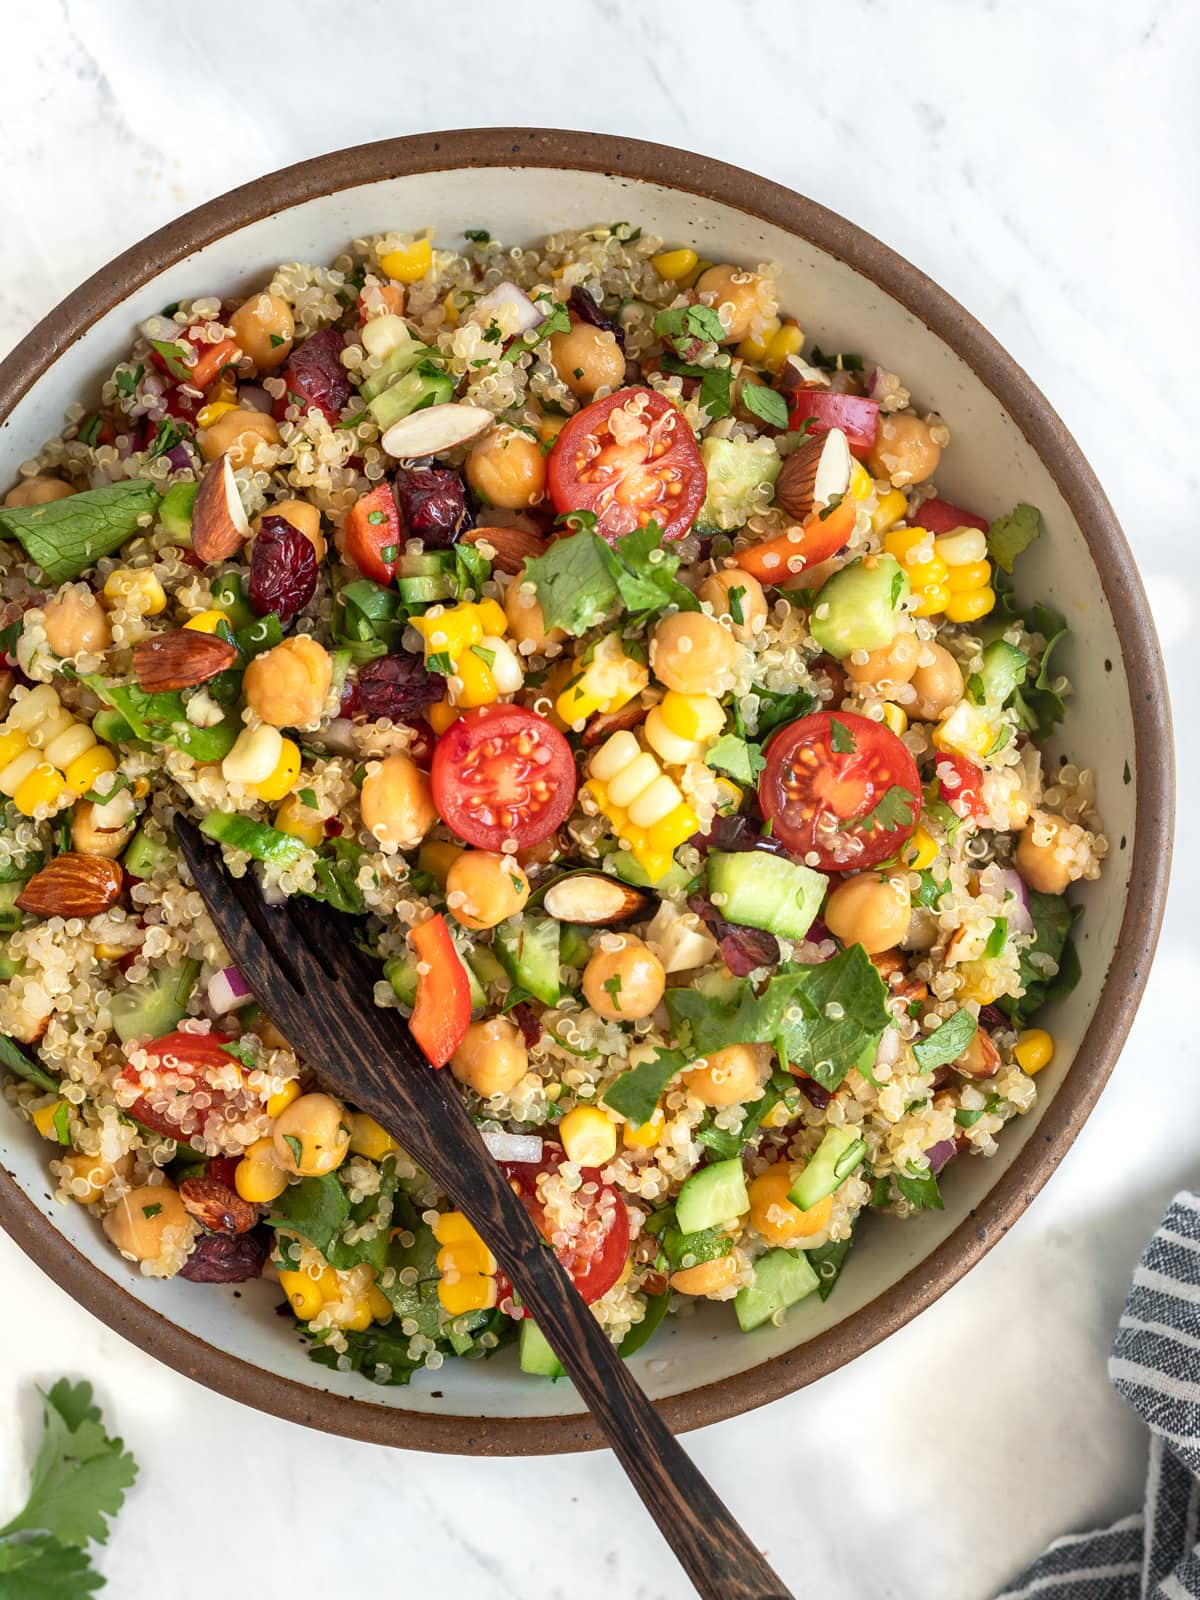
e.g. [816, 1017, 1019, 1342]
[998, 1192, 1200, 1599]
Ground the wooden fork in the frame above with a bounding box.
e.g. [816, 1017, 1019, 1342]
[175, 816, 794, 1600]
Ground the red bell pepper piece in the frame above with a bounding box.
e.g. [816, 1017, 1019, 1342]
[788, 390, 879, 459]
[409, 914, 471, 1068]
[343, 482, 402, 584]
[189, 333, 242, 391]
[915, 497, 989, 535]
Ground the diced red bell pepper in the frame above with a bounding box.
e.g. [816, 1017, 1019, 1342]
[409, 914, 471, 1068]
[188, 331, 242, 391]
[343, 482, 401, 583]
[733, 494, 857, 584]
[915, 497, 989, 535]
[788, 390, 879, 459]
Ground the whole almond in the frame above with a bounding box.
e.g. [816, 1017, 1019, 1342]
[17, 853, 124, 919]
[462, 523, 549, 575]
[191, 453, 250, 563]
[774, 432, 830, 522]
[133, 629, 237, 692]
[179, 1176, 258, 1235]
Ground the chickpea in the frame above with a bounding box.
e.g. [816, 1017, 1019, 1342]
[252, 498, 326, 562]
[199, 408, 281, 469]
[446, 850, 530, 931]
[671, 1250, 742, 1297]
[548, 320, 626, 400]
[360, 754, 437, 852]
[1015, 812, 1081, 895]
[466, 426, 546, 510]
[651, 611, 739, 696]
[244, 634, 332, 729]
[102, 1183, 193, 1261]
[694, 264, 777, 344]
[582, 935, 666, 1022]
[504, 576, 564, 652]
[909, 643, 964, 721]
[866, 413, 942, 487]
[42, 584, 111, 658]
[824, 872, 911, 955]
[684, 1042, 770, 1108]
[229, 290, 295, 371]
[845, 629, 920, 686]
[450, 1016, 528, 1096]
[748, 1164, 833, 1245]
[71, 799, 135, 859]
[4, 475, 75, 508]
[272, 1092, 350, 1177]
[699, 568, 768, 642]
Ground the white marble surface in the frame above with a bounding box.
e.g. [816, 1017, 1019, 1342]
[0, 1, 1194, 1595]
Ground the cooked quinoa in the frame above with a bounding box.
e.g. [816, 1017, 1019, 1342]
[0, 221, 1104, 1383]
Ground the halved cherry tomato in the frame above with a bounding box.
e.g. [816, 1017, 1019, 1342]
[409, 914, 471, 1068]
[936, 753, 986, 820]
[758, 709, 920, 870]
[789, 391, 879, 459]
[343, 482, 401, 583]
[358, 283, 405, 323]
[500, 1145, 630, 1304]
[548, 387, 706, 543]
[116, 1031, 250, 1150]
[431, 704, 576, 850]
[733, 494, 856, 584]
[914, 497, 988, 535]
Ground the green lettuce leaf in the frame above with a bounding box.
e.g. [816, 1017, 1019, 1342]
[0, 480, 161, 584]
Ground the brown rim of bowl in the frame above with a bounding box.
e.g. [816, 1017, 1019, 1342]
[0, 129, 1174, 1456]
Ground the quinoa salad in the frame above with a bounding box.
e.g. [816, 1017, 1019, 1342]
[0, 222, 1106, 1386]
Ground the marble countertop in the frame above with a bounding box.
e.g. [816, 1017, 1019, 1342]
[0, 1, 1193, 1595]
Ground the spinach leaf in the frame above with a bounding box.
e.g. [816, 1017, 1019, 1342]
[1002, 889, 1081, 1023]
[0, 1033, 58, 1093]
[326, 1159, 397, 1273]
[267, 1173, 350, 1255]
[807, 1235, 853, 1301]
[602, 1047, 687, 1128]
[523, 529, 619, 636]
[912, 1008, 978, 1073]
[307, 1324, 423, 1386]
[618, 1291, 671, 1357]
[80, 675, 239, 762]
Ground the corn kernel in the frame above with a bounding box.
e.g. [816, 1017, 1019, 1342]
[907, 551, 950, 587]
[380, 237, 433, 284]
[1015, 1028, 1055, 1075]
[437, 1238, 497, 1277]
[348, 1111, 399, 1162]
[0, 728, 28, 768]
[273, 791, 324, 848]
[32, 1100, 67, 1140]
[339, 1296, 374, 1332]
[945, 560, 992, 594]
[45, 722, 95, 771]
[63, 742, 115, 797]
[559, 1105, 618, 1167]
[266, 1080, 302, 1118]
[651, 247, 699, 282]
[883, 526, 931, 562]
[13, 763, 69, 817]
[418, 838, 463, 888]
[195, 400, 239, 429]
[0, 747, 42, 798]
[736, 318, 780, 365]
[871, 489, 908, 535]
[367, 1285, 393, 1322]
[659, 691, 725, 741]
[906, 826, 938, 871]
[103, 568, 166, 615]
[880, 703, 908, 737]
[433, 1212, 483, 1247]
[279, 1269, 323, 1320]
[184, 609, 228, 634]
[428, 699, 460, 735]
[437, 1274, 498, 1316]
[253, 737, 301, 803]
[933, 527, 988, 566]
[944, 587, 996, 624]
[911, 583, 950, 617]
[622, 1107, 665, 1149]
[763, 321, 804, 372]
[849, 460, 874, 503]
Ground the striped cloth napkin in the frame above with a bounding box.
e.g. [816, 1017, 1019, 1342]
[998, 1192, 1200, 1600]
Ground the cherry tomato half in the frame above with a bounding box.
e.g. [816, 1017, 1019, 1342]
[500, 1145, 630, 1305]
[788, 391, 879, 459]
[548, 387, 706, 543]
[115, 1031, 252, 1151]
[758, 709, 921, 870]
[431, 704, 577, 851]
[936, 753, 986, 820]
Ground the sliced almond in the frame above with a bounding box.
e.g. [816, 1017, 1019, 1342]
[132, 628, 238, 693]
[179, 1176, 259, 1235]
[191, 453, 251, 563]
[381, 404, 493, 460]
[17, 853, 124, 919]
[775, 427, 852, 522]
[955, 1027, 1001, 1079]
[542, 874, 653, 925]
[580, 700, 647, 749]
[461, 523, 549, 575]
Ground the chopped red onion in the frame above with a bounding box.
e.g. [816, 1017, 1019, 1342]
[993, 869, 1033, 935]
[480, 1130, 543, 1164]
[925, 1139, 957, 1175]
[208, 966, 251, 1015]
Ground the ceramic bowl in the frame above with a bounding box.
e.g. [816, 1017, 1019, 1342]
[0, 130, 1173, 1453]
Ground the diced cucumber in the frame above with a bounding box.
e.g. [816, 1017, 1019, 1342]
[519, 1319, 565, 1378]
[608, 849, 692, 893]
[466, 944, 508, 990]
[493, 914, 560, 1007]
[93, 708, 137, 745]
[358, 333, 432, 402]
[384, 953, 485, 1013]
[200, 812, 314, 868]
[558, 924, 593, 971]
[788, 1126, 867, 1212]
[809, 555, 909, 658]
[209, 572, 255, 631]
[706, 850, 826, 941]
[123, 828, 172, 880]
[675, 1157, 749, 1234]
[367, 364, 453, 431]
[110, 958, 201, 1044]
[397, 551, 453, 580]
[975, 639, 1029, 707]
[0, 954, 24, 980]
[734, 1248, 820, 1332]
[697, 436, 782, 532]
[159, 481, 199, 543]
[396, 575, 454, 606]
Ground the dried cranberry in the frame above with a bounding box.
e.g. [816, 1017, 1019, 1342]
[277, 328, 351, 422]
[354, 651, 441, 721]
[179, 1228, 269, 1283]
[690, 813, 787, 858]
[510, 1002, 543, 1050]
[394, 463, 473, 549]
[248, 516, 318, 622]
[687, 893, 780, 976]
[567, 286, 624, 349]
[797, 1076, 833, 1110]
[978, 1003, 1009, 1030]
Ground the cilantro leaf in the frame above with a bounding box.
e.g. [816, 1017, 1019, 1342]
[838, 785, 918, 836]
[0, 1380, 137, 1550]
[659, 354, 732, 420]
[600, 520, 701, 618]
[0, 1533, 104, 1597]
[653, 303, 726, 357]
[740, 384, 789, 430]
[829, 716, 856, 754]
[523, 530, 619, 636]
[602, 1047, 686, 1128]
[912, 1008, 978, 1072]
[704, 733, 764, 785]
[986, 503, 1042, 574]
[895, 1170, 944, 1210]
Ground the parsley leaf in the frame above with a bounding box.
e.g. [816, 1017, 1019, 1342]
[754, 686, 818, 738]
[912, 1008, 978, 1072]
[500, 299, 570, 363]
[653, 303, 726, 357]
[829, 716, 856, 754]
[704, 733, 764, 785]
[602, 1047, 686, 1128]
[986, 502, 1042, 574]
[523, 529, 619, 636]
[0, 1379, 137, 1551]
[740, 384, 789, 430]
[838, 784, 918, 836]
[0, 1533, 104, 1596]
